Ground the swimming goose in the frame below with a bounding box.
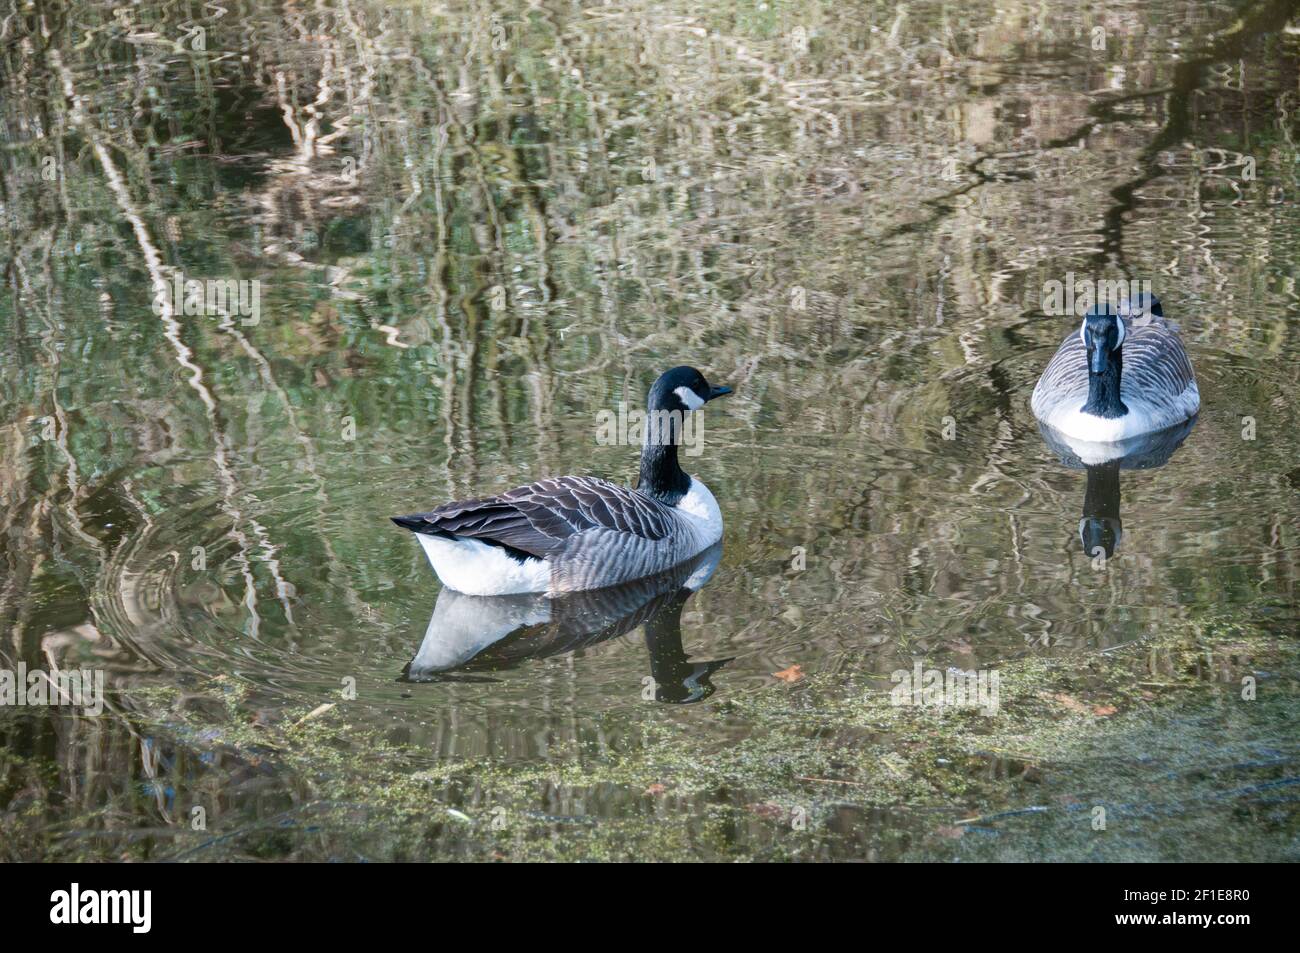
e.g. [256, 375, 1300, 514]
[1031, 293, 1199, 442]
[392, 366, 732, 595]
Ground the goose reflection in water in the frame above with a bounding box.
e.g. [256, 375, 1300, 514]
[402, 544, 730, 703]
[1037, 415, 1198, 560]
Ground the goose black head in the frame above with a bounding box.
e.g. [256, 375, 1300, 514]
[639, 366, 731, 504]
[647, 366, 732, 414]
[1079, 305, 1127, 375]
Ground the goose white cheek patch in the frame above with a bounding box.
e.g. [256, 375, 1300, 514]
[674, 386, 705, 410]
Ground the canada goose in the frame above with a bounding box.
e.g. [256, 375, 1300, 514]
[403, 543, 731, 703]
[392, 366, 731, 595]
[1031, 293, 1199, 441]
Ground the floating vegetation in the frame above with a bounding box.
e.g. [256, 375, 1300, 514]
[5, 617, 1292, 861]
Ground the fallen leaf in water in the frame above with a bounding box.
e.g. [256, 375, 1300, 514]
[1092, 704, 1118, 716]
[289, 703, 336, 729]
[1045, 692, 1090, 714]
[644, 783, 667, 796]
[772, 664, 804, 683]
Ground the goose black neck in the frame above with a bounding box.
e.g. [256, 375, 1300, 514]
[639, 438, 690, 504]
[638, 410, 691, 505]
[1083, 348, 1128, 418]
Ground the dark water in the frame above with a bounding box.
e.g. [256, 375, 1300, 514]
[1, 0, 1298, 860]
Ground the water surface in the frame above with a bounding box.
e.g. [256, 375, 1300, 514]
[1, 0, 1298, 860]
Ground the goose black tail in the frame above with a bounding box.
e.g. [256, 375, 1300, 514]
[390, 515, 535, 565]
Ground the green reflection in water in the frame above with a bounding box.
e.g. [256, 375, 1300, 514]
[1, 0, 1298, 860]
